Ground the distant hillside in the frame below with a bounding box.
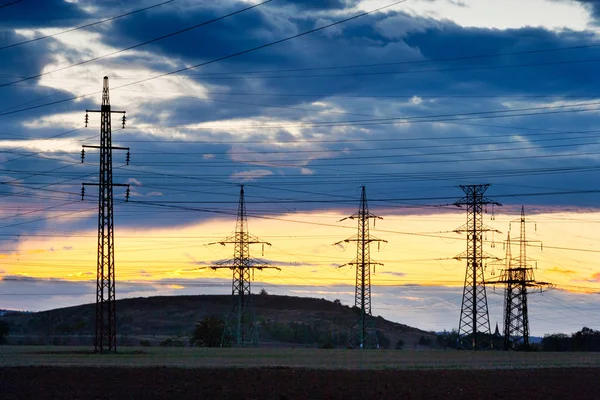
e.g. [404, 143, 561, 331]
[2, 294, 436, 348]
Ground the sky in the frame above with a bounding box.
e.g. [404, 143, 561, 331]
[1, 0, 600, 336]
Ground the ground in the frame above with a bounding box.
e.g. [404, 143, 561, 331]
[2, 347, 600, 399]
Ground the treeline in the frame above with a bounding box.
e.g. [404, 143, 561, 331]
[189, 316, 395, 348]
[542, 327, 600, 352]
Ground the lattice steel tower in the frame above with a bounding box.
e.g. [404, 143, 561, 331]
[454, 184, 501, 350]
[336, 186, 386, 349]
[490, 207, 550, 350]
[81, 76, 130, 353]
[209, 185, 278, 347]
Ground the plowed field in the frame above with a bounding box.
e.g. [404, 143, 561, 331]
[2, 366, 600, 399]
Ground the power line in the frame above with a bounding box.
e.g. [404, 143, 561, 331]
[0, 0, 175, 51]
[0, 0, 406, 117]
[177, 41, 600, 77]
[0, 0, 274, 89]
[121, 100, 600, 131]
[167, 57, 600, 81]
[0, 0, 22, 10]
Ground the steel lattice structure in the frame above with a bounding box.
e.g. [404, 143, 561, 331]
[454, 184, 501, 350]
[209, 185, 278, 347]
[336, 186, 386, 349]
[81, 77, 130, 353]
[489, 207, 550, 350]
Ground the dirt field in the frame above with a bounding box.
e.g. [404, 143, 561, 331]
[2, 347, 600, 399]
[2, 366, 600, 399]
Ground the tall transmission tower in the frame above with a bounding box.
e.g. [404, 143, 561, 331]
[209, 185, 279, 347]
[81, 76, 130, 353]
[454, 184, 501, 350]
[336, 186, 386, 349]
[489, 207, 550, 350]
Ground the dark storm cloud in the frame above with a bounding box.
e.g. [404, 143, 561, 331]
[0, 0, 88, 29]
[278, 0, 361, 9]
[0, 0, 600, 237]
[91, 3, 600, 115]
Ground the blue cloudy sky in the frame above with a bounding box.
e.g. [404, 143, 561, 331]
[1, 0, 600, 336]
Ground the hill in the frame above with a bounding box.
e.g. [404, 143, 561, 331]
[2, 294, 436, 348]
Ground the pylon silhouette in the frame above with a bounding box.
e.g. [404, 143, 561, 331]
[336, 186, 386, 349]
[208, 185, 279, 346]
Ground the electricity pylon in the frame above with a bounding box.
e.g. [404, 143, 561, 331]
[489, 207, 551, 350]
[336, 186, 386, 349]
[81, 76, 130, 353]
[454, 184, 501, 350]
[209, 185, 279, 347]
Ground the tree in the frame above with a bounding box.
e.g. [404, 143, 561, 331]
[190, 316, 225, 347]
[395, 338, 405, 350]
[436, 330, 459, 349]
[376, 330, 390, 349]
[418, 335, 433, 346]
[0, 320, 9, 345]
[259, 288, 269, 296]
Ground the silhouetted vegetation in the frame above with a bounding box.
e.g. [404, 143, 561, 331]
[159, 338, 185, 347]
[376, 330, 390, 349]
[419, 335, 433, 346]
[260, 319, 348, 347]
[436, 330, 459, 349]
[542, 327, 600, 351]
[0, 320, 9, 344]
[190, 316, 225, 347]
[395, 338, 405, 349]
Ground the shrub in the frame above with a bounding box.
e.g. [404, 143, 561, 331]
[395, 338, 405, 350]
[190, 316, 225, 347]
[418, 335, 433, 346]
[0, 320, 9, 345]
[159, 338, 185, 347]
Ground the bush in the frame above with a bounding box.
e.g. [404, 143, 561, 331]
[319, 341, 334, 349]
[0, 320, 9, 345]
[159, 338, 185, 347]
[190, 316, 225, 347]
[395, 338, 405, 350]
[436, 330, 459, 349]
[418, 335, 433, 346]
[139, 340, 151, 347]
[376, 330, 390, 349]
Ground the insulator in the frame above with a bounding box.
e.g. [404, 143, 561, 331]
[80, 148, 85, 163]
[81, 185, 85, 201]
[122, 115, 126, 129]
[125, 187, 130, 202]
[125, 151, 130, 165]
[85, 113, 89, 127]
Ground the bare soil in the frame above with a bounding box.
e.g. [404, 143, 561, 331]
[2, 366, 599, 399]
